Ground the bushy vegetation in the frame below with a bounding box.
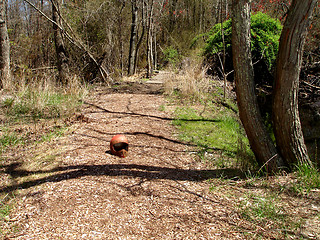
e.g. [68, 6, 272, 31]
[195, 12, 282, 82]
[204, 12, 282, 69]
[162, 46, 181, 68]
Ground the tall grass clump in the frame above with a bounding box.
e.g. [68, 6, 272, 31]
[163, 57, 214, 101]
[1, 75, 87, 122]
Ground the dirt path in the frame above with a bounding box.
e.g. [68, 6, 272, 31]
[3, 84, 247, 239]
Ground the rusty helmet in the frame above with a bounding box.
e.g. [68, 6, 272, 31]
[110, 134, 129, 158]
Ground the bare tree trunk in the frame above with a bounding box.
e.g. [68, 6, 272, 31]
[0, 0, 11, 89]
[272, 0, 317, 168]
[128, 0, 138, 76]
[232, 0, 283, 173]
[146, 0, 154, 78]
[153, 25, 157, 70]
[134, 0, 146, 74]
[51, 0, 69, 85]
[118, 0, 126, 76]
[168, 0, 177, 33]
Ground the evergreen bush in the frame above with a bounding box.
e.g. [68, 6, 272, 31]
[162, 46, 181, 67]
[200, 12, 282, 74]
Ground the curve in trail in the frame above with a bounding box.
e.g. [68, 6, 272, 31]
[8, 90, 241, 239]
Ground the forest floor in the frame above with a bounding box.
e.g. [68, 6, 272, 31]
[1, 73, 320, 239]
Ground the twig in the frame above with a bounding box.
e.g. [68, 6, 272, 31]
[302, 81, 320, 90]
[30, 66, 57, 71]
[257, 154, 278, 173]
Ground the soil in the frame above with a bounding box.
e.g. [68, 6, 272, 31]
[1, 76, 320, 239]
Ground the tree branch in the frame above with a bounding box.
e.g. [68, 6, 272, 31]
[23, 0, 110, 83]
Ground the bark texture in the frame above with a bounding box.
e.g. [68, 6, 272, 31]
[273, 0, 317, 168]
[0, 0, 11, 89]
[128, 0, 138, 76]
[52, 0, 70, 85]
[232, 0, 282, 172]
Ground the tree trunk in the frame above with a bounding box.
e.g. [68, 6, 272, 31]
[168, 0, 177, 33]
[272, 0, 316, 168]
[51, 0, 69, 85]
[134, 0, 146, 74]
[146, 0, 154, 78]
[232, 0, 283, 173]
[118, 1, 126, 76]
[0, 0, 11, 89]
[128, 0, 138, 76]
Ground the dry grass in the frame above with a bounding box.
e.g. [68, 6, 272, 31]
[1, 73, 87, 122]
[163, 59, 216, 100]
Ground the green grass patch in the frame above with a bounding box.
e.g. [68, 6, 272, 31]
[0, 193, 16, 236]
[0, 129, 25, 154]
[291, 163, 320, 194]
[40, 125, 67, 143]
[237, 191, 306, 239]
[0, 201, 11, 222]
[173, 107, 238, 152]
[239, 193, 286, 223]
[158, 104, 166, 112]
[2, 89, 83, 123]
[173, 106, 255, 169]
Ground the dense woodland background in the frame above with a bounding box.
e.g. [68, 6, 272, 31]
[1, 2, 320, 238]
[4, 0, 319, 83]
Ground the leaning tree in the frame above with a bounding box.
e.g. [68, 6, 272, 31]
[232, 0, 317, 172]
[272, 0, 317, 169]
[231, 0, 283, 173]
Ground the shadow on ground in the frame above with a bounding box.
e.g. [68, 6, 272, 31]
[0, 161, 243, 195]
[84, 101, 221, 123]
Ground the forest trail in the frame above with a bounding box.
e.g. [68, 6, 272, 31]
[4, 80, 242, 239]
[2, 76, 319, 239]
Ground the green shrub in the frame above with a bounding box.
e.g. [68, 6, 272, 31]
[201, 12, 282, 71]
[162, 46, 181, 67]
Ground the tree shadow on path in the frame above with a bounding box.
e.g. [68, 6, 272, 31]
[0, 161, 243, 196]
[83, 101, 221, 123]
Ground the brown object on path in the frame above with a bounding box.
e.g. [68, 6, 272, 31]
[110, 134, 129, 158]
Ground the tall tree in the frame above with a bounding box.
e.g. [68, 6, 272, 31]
[272, 0, 317, 168]
[117, 0, 126, 76]
[51, 0, 70, 85]
[231, 0, 283, 173]
[168, 0, 177, 33]
[146, 0, 154, 78]
[128, 0, 138, 76]
[0, 0, 11, 89]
